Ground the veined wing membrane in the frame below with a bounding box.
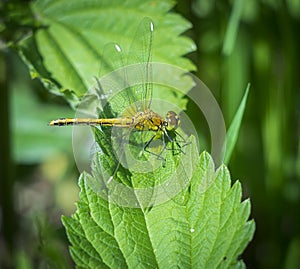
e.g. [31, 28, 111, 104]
[98, 18, 154, 117]
[126, 17, 154, 112]
[98, 43, 137, 117]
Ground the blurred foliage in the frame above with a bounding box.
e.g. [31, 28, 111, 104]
[184, 1, 300, 269]
[0, 0, 300, 268]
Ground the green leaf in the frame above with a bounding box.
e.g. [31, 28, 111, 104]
[63, 146, 255, 268]
[222, 0, 246, 56]
[224, 83, 250, 164]
[62, 176, 111, 269]
[17, 0, 196, 108]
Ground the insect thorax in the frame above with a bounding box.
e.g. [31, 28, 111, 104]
[133, 109, 164, 131]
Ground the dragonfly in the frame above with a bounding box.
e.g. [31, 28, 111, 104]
[49, 18, 187, 161]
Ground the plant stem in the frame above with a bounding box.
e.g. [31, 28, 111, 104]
[0, 50, 16, 268]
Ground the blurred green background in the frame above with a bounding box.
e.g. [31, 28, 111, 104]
[1, 0, 300, 268]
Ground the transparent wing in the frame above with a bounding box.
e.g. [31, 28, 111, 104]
[97, 42, 137, 116]
[95, 18, 154, 116]
[126, 17, 154, 111]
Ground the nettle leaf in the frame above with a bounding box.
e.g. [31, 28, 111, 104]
[62, 145, 255, 268]
[17, 0, 195, 107]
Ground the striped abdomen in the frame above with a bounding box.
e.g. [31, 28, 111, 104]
[48, 117, 134, 127]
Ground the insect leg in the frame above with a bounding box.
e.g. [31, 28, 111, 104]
[142, 134, 165, 161]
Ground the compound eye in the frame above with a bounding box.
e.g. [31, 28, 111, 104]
[166, 111, 180, 131]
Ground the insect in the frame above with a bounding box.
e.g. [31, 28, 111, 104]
[49, 18, 187, 160]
